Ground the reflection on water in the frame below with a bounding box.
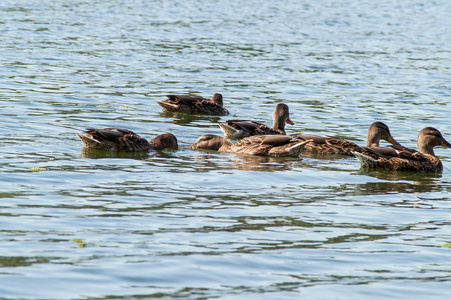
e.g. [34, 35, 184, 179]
[191, 151, 302, 172]
[360, 168, 441, 181]
[160, 111, 222, 126]
[0, 256, 52, 268]
[300, 152, 353, 161]
[343, 168, 442, 197]
[80, 148, 151, 159]
[1, 0, 451, 299]
[351, 180, 440, 195]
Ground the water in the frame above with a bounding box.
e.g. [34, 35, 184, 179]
[1, 0, 451, 299]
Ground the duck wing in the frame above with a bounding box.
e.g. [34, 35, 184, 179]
[292, 134, 360, 155]
[82, 128, 149, 152]
[166, 95, 205, 105]
[84, 128, 134, 141]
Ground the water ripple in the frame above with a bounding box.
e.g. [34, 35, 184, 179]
[1, 0, 451, 299]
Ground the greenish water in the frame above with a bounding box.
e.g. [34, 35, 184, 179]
[1, 0, 451, 299]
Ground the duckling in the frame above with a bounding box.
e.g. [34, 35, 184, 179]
[218, 103, 293, 139]
[353, 127, 451, 172]
[190, 134, 311, 157]
[77, 128, 178, 152]
[157, 93, 229, 115]
[292, 122, 401, 156]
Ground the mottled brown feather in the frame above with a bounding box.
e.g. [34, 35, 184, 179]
[190, 134, 309, 157]
[218, 103, 292, 139]
[292, 134, 361, 155]
[353, 127, 451, 172]
[157, 93, 229, 116]
[77, 128, 178, 152]
[291, 122, 400, 156]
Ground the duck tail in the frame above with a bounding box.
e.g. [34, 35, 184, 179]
[156, 101, 178, 112]
[76, 133, 101, 148]
[218, 123, 241, 139]
[352, 151, 377, 167]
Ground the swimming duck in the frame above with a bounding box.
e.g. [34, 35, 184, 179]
[353, 127, 451, 172]
[77, 128, 178, 152]
[190, 134, 311, 157]
[218, 103, 293, 139]
[291, 122, 401, 156]
[157, 93, 229, 116]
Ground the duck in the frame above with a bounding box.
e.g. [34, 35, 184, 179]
[218, 103, 293, 139]
[353, 127, 451, 172]
[156, 93, 229, 116]
[190, 134, 312, 157]
[77, 128, 178, 152]
[291, 122, 401, 156]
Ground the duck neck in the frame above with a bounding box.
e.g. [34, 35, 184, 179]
[366, 134, 380, 147]
[211, 94, 223, 107]
[218, 139, 233, 152]
[418, 143, 435, 156]
[273, 118, 286, 133]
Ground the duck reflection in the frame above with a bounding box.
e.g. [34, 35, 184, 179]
[300, 152, 350, 161]
[353, 168, 441, 194]
[355, 168, 441, 182]
[160, 111, 221, 126]
[191, 151, 303, 172]
[80, 148, 150, 159]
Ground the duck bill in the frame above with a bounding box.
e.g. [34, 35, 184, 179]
[387, 135, 401, 146]
[285, 118, 294, 125]
[441, 139, 451, 148]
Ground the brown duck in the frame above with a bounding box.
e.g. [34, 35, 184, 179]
[353, 127, 451, 172]
[291, 122, 400, 156]
[157, 93, 229, 116]
[218, 103, 293, 139]
[77, 128, 178, 152]
[190, 134, 311, 157]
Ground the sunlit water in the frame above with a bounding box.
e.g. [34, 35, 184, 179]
[1, 0, 451, 299]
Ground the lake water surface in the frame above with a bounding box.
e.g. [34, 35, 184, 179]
[1, 0, 451, 299]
